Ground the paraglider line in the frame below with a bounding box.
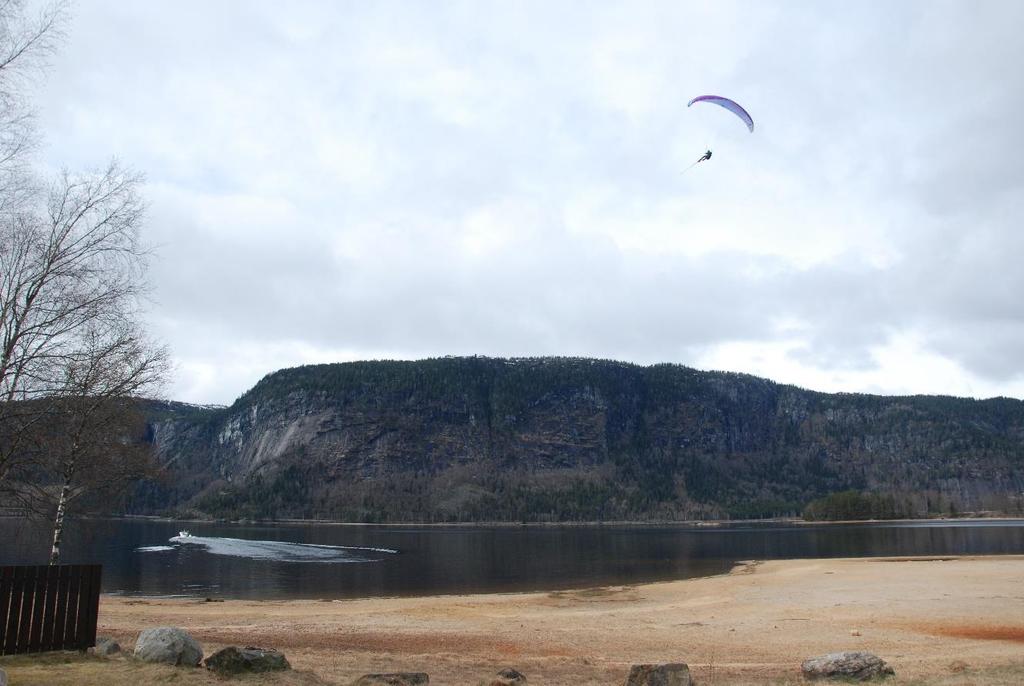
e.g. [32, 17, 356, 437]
[680, 160, 702, 175]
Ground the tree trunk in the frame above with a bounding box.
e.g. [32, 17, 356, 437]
[49, 477, 71, 565]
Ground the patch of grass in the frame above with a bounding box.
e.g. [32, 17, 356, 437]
[0, 652, 327, 686]
[706, 662, 1024, 686]
[2, 652, 1023, 686]
[900, 661, 1024, 686]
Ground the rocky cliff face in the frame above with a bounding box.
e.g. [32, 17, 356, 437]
[131, 357, 1024, 521]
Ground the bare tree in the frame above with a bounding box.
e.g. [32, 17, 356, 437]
[0, 163, 169, 561]
[0, 1, 169, 562]
[0, 0, 69, 504]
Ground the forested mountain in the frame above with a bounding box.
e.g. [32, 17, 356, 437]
[129, 357, 1024, 522]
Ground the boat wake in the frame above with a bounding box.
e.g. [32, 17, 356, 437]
[134, 535, 399, 563]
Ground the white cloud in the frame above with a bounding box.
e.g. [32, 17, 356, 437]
[30, 0, 1024, 404]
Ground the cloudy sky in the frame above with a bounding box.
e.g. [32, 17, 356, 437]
[31, 0, 1024, 405]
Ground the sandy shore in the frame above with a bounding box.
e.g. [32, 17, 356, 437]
[96, 556, 1024, 685]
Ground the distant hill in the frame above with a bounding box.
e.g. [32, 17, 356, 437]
[128, 357, 1024, 522]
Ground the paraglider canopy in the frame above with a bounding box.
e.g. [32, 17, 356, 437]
[687, 95, 754, 133]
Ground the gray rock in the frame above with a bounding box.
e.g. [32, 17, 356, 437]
[352, 674, 430, 686]
[133, 626, 204, 666]
[801, 652, 894, 681]
[489, 668, 527, 685]
[92, 636, 121, 656]
[624, 664, 692, 686]
[0, 666, 7, 686]
[205, 646, 291, 675]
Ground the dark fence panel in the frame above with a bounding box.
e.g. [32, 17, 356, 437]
[0, 564, 102, 655]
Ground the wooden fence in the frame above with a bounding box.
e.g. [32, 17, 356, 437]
[0, 564, 102, 655]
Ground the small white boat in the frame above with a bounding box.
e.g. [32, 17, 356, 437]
[178, 530, 193, 538]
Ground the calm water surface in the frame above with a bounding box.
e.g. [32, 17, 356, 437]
[1, 518, 1022, 599]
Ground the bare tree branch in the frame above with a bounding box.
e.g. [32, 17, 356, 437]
[0, 2, 168, 563]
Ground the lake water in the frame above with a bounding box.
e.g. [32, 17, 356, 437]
[2, 517, 1023, 599]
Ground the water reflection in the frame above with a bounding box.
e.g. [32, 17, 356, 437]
[0, 518, 1022, 600]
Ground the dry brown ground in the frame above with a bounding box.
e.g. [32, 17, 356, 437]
[4, 555, 1024, 685]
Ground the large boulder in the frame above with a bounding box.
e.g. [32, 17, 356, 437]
[92, 636, 121, 656]
[489, 668, 527, 685]
[133, 626, 204, 666]
[801, 652, 894, 681]
[205, 646, 290, 675]
[625, 664, 692, 686]
[352, 674, 430, 686]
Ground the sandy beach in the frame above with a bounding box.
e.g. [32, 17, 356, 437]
[87, 555, 1024, 684]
